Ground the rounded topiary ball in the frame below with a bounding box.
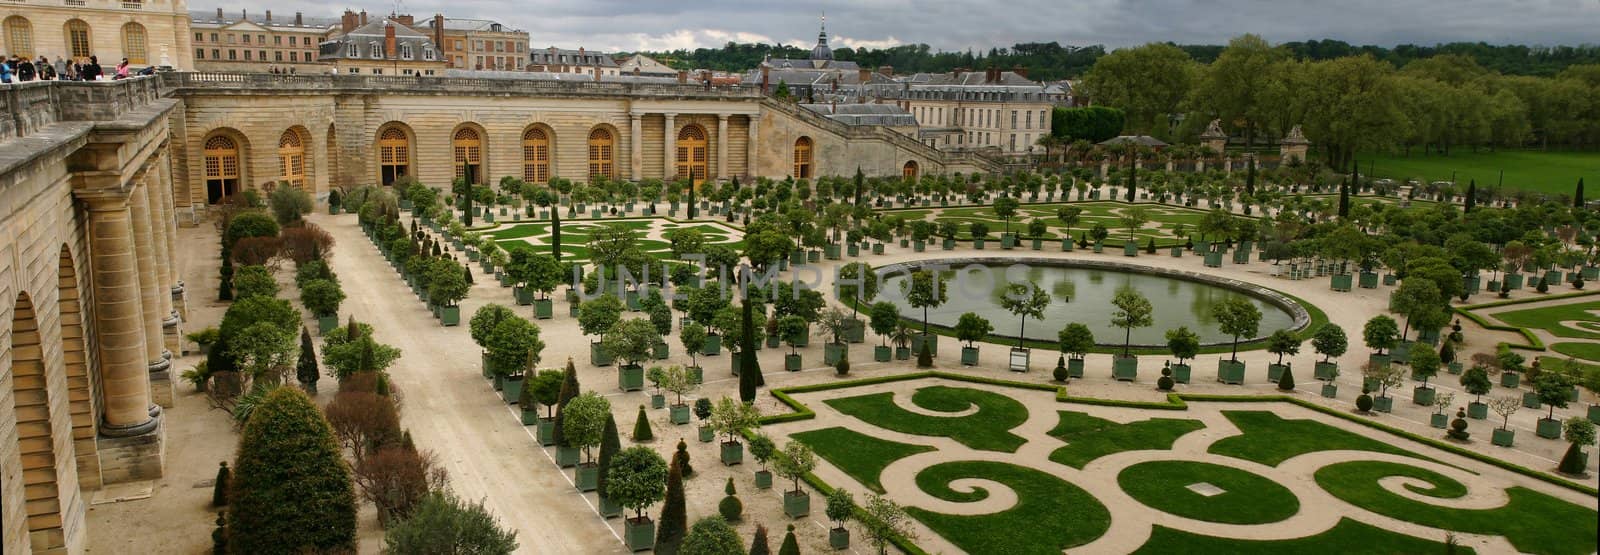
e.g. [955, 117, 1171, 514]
[1448, 408, 1471, 440]
[719, 494, 743, 522]
[1157, 375, 1175, 391]
[1356, 393, 1374, 413]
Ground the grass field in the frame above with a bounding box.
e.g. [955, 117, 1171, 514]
[1360, 150, 1599, 196]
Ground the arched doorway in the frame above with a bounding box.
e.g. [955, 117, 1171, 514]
[522, 127, 551, 183]
[58, 246, 98, 489]
[587, 127, 614, 181]
[793, 137, 813, 179]
[452, 126, 484, 185]
[676, 125, 708, 185]
[325, 124, 339, 191]
[202, 135, 240, 204]
[377, 124, 411, 186]
[902, 160, 919, 181]
[6, 292, 67, 552]
[277, 128, 306, 190]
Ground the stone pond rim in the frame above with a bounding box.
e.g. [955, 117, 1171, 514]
[871, 256, 1315, 348]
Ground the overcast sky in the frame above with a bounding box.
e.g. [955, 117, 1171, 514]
[228, 0, 1600, 53]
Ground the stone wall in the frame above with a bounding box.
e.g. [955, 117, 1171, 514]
[0, 1, 195, 70]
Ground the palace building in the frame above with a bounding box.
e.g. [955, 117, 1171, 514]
[2, 0, 195, 69]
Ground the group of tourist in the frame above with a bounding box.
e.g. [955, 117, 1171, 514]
[0, 55, 151, 84]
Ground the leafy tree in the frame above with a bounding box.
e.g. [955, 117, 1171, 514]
[383, 492, 519, 555]
[486, 316, 544, 378]
[1077, 42, 1195, 134]
[708, 396, 760, 444]
[526, 369, 565, 418]
[777, 315, 809, 356]
[903, 270, 949, 337]
[1460, 365, 1493, 404]
[1058, 323, 1094, 360]
[232, 265, 279, 299]
[771, 440, 817, 494]
[1534, 371, 1575, 421]
[300, 279, 344, 317]
[994, 196, 1021, 234]
[1119, 207, 1150, 241]
[1410, 347, 1442, 388]
[1559, 417, 1596, 475]
[320, 322, 402, 379]
[954, 312, 993, 348]
[1312, 324, 1348, 362]
[470, 304, 517, 349]
[579, 294, 625, 337]
[826, 487, 855, 532]
[680, 322, 707, 369]
[1211, 297, 1262, 362]
[836, 262, 880, 319]
[1389, 279, 1444, 341]
[1363, 315, 1400, 355]
[1110, 288, 1154, 357]
[680, 517, 743, 554]
[562, 392, 611, 463]
[268, 186, 314, 225]
[228, 388, 356, 553]
[426, 259, 471, 307]
[224, 211, 280, 250]
[861, 492, 916, 555]
[607, 446, 669, 520]
[603, 318, 661, 368]
[1165, 326, 1199, 366]
[1266, 329, 1302, 365]
[998, 281, 1050, 349]
[869, 301, 901, 346]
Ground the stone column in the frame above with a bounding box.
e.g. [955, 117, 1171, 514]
[159, 154, 187, 321]
[746, 115, 760, 180]
[716, 114, 729, 181]
[144, 166, 180, 359]
[662, 113, 676, 181]
[129, 184, 173, 408]
[79, 192, 157, 434]
[629, 113, 643, 181]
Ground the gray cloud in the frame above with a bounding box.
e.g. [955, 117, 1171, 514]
[217, 0, 1600, 52]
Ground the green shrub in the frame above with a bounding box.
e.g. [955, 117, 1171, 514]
[228, 388, 356, 553]
[268, 186, 314, 225]
[211, 461, 230, 507]
[681, 517, 743, 554]
[231, 265, 278, 299]
[383, 492, 518, 555]
[632, 405, 654, 442]
[224, 211, 279, 250]
[718, 477, 742, 522]
[300, 279, 344, 317]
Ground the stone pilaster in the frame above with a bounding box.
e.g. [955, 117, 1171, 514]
[745, 115, 759, 180]
[157, 154, 187, 321]
[77, 191, 158, 434]
[662, 113, 676, 181]
[716, 114, 729, 181]
[629, 113, 643, 181]
[144, 166, 181, 359]
[128, 184, 174, 408]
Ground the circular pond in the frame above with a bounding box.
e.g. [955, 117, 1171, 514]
[876, 259, 1302, 346]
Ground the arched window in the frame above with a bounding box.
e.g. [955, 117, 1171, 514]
[902, 160, 919, 181]
[65, 19, 91, 59]
[4, 16, 34, 59]
[792, 137, 814, 179]
[377, 125, 410, 186]
[121, 23, 147, 64]
[522, 127, 551, 183]
[203, 135, 240, 204]
[587, 127, 614, 181]
[675, 124, 708, 185]
[278, 129, 306, 190]
[452, 127, 484, 184]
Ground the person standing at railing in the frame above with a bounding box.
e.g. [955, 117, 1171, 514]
[38, 56, 56, 80]
[80, 56, 103, 81]
[0, 57, 12, 84]
[55, 56, 72, 81]
[114, 58, 130, 80]
[16, 56, 36, 82]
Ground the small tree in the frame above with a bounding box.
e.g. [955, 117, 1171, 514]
[1111, 288, 1154, 357]
[779, 524, 801, 555]
[1363, 315, 1400, 355]
[1059, 323, 1094, 361]
[954, 312, 993, 348]
[994, 196, 1020, 234]
[1489, 395, 1522, 430]
[661, 365, 696, 407]
[296, 327, 319, 393]
[1210, 297, 1260, 362]
[1367, 362, 1405, 399]
[680, 322, 707, 370]
[680, 517, 743, 553]
[1312, 324, 1348, 362]
[485, 316, 544, 379]
[749, 432, 777, 473]
[383, 492, 519, 555]
[1267, 329, 1301, 366]
[211, 461, 230, 507]
[578, 294, 625, 338]
[825, 487, 855, 533]
[1165, 326, 1199, 366]
[1460, 365, 1493, 405]
[1410, 347, 1441, 388]
[708, 396, 760, 444]
[606, 446, 669, 521]
[861, 492, 916, 555]
[1559, 417, 1597, 475]
[903, 270, 949, 337]
[869, 301, 901, 346]
[750, 524, 771, 555]
[1534, 371, 1575, 421]
[719, 477, 743, 522]
[229, 388, 356, 553]
[998, 281, 1050, 349]
[778, 315, 809, 356]
[656, 452, 687, 551]
[300, 279, 345, 317]
[562, 392, 611, 464]
[596, 413, 622, 508]
[602, 318, 660, 368]
[772, 440, 817, 494]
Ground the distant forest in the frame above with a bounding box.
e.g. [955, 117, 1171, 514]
[628, 40, 1600, 81]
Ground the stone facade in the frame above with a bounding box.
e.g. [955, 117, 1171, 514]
[189, 8, 333, 73]
[1, 0, 195, 70]
[1, 76, 179, 555]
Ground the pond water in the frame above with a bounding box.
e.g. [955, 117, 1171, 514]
[877, 263, 1298, 346]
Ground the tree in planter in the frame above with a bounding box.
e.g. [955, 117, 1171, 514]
[903, 269, 949, 340]
[837, 262, 881, 323]
[709, 395, 760, 447]
[749, 432, 777, 483]
[470, 304, 517, 352]
[998, 281, 1050, 350]
[597, 412, 623, 511]
[1410, 347, 1442, 390]
[969, 221, 992, 243]
[680, 517, 743, 553]
[661, 365, 697, 409]
[486, 315, 545, 381]
[1027, 219, 1049, 240]
[778, 315, 809, 358]
[826, 487, 855, 544]
[1366, 362, 1406, 403]
[870, 301, 901, 349]
[1489, 395, 1522, 430]
[232, 265, 280, 299]
[606, 446, 669, 524]
[772, 440, 817, 497]
[1267, 329, 1301, 367]
[1165, 326, 1199, 368]
[861, 492, 916, 555]
[1534, 371, 1576, 422]
[603, 318, 662, 370]
[551, 360, 582, 453]
[1209, 296, 1260, 363]
[818, 307, 854, 347]
[1389, 279, 1446, 341]
[1363, 315, 1400, 356]
[1312, 324, 1348, 367]
[229, 388, 356, 553]
[1559, 417, 1596, 475]
[642, 290, 674, 338]
[383, 491, 519, 554]
[426, 258, 471, 309]
[517, 250, 563, 302]
[1460, 364, 1493, 406]
[1119, 207, 1150, 243]
[955, 312, 994, 349]
[680, 322, 707, 371]
[296, 327, 319, 393]
[1111, 288, 1155, 357]
[300, 278, 345, 321]
[563, 392, 611, 465]
[994, 196, 1021, 235]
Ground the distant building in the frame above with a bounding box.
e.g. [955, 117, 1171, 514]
[189, 8, 335, 73]
[1, 0, 195, 69]
[617, 53, 677, 77]
[527, 46, 619, 77]
[744, 17, 884, 101]
[318, 13, 444, 76]
[421, 16, 527, 71]
[801, 103, 919, 136]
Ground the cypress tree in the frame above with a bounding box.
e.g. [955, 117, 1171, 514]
[777, 524, 800, 555]
[1464, 180, 1477, 213]
[656, 452, 688, 554]
[551, 209, 562, 261]
[1576, 178, 1586, 207]
[296, 327, 319, 393]
[739, 299, 762, 404]
[218, 256, 234, 301]
[1278, 367, 1296, 391]
[749, 524, 771, 555]
[632, 404, 654, 442]
[853, 167, 865, 206]
[596, 413, 621, 509]
[552, 357, 580, 448]
[463, 264, 474, 285]
[463, 175, 475, 227]
[917, 340, 934, 368]
[228, 388, 356, 553]
[211, 461, 230, 507]
[1126, 150, 1138, 202]
[1338, 178, 1351, 219]
[687, 180, 697, 219]
[1245, 157, 1256, 196]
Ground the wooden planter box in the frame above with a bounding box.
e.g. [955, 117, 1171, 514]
[591, 342, 614, 367]
[1331, 274, 1353, 292]
[960, 347, 980, 366]
[1170, 363, 1190, 384]
[699, 426, 714, 442]
[785, 354, 802, 371]
[1112, 355, 1138, 381]
[1491, 427, 1515, 447]
[1321, 383, 1338, 398]
[317, 314, 339, 335]
[824, 343, 845, 365]
[829, 528, 850, 550]
[754, 470, 773, 490]
[1359, 271, 1379, 289]
[944, 238, 957, 250]
[1501, 372, 1520, 388]
[624, 518, 655, 552]
[1068, 357, 1085, 379]
[501, 375, 525, 404]
[1267, 363, 1287, 383]
[533, 298, 554, 319]
[575, 463, 598, 492]
[875, 346, 892, 362]
[912, 334, 938, 357]
[1374, 396, 1394, 413]
[895, 346, 911, 360]
[783, 490, 811, 518]
[1430, 413, 1449, 429]
[1468, 402, 1488, 420]
[1413, 386, 1436, 406]
[439, 305, 461, 326]
[618, 364, 644, 392]
[703, 334, 722, 356]
[669, 404, 690, 424]
[721, 441, 743, 465]
[537, 418, 556, 445]
[1537, 417, 1563, 439]
[556, 446, 579, 467]
[1217, 360, 1245, 384]
[1314, 361, 1339, 381]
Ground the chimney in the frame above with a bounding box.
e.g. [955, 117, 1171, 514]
[360, 10, 368, 26]
[433, 15, 444, 53]
[858, 68, 870, 84]
[295, 12, 303, 26]
[385, 23, 396, 60]
[677, 70, 687, 84]
[265, 10, 272, 23]
[241, 9, 246, 21]
[761, 65, 770, 94]
[216, 8, 223, 19]
[342, 10, 358, 33]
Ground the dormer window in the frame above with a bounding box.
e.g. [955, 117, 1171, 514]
[401, 44, 412, 59]
[423, 48, 435, 61]
[347, 43, 357, 57]
[370, 41, 382, 59]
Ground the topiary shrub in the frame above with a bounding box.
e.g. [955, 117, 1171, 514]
[1536, 276, 1549, 293]
[1447, 408, 1471, 441]
[1052, 355, 1068, 382]
[632, 405, 654, 442]
[1356, 388, 1374, 413]
[718, 477, 743, 522]
[917, 341, 933, 368]
[1157, 366, 1174, 391]
[835, 352, 850, 376]
[383, 492, 519, 554]
[228, 387, 356, 554]
[211, 461, 230, 507]
[1277, 367, 1296, 391]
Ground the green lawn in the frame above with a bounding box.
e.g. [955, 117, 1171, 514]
[790, 427, 934, 493]
[1360, 149, 1599, 196]
[1046, 411, 1205, 468]
[906, 461, 1111, 555]
[1135, 518, 1469, 554]
[1492, 301, 1600, 340]
[1207, 411, 1422, 466]
[1550, 341, 1600, 362]
[485, 219, 742, 263]
[1315, 460, 1598, 555]
[1118, 460, 1299, 525]
[822, 386, 1030, 452]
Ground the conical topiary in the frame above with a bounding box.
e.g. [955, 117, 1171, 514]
[778, 524, 800, 555]
[1277, 367, 1296, 391]
[211, 461, 230, 507]
[917, 340, 934, 368]
[552, 358, 580, 448]
[596, 413, 621, 508]
[718, 477, 743, 522]
[632, 405, 654, 442]
[656, 451, 687, 553]
[675, 438, 694, 478]
[749, 524, 771, 555]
